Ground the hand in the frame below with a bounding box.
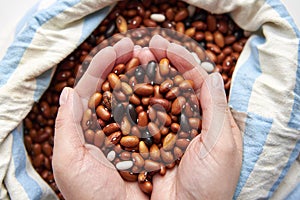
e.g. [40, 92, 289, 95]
[52, 38, 151, 200]
[52, 35, 242, 200]
[148, 35, 243, 200]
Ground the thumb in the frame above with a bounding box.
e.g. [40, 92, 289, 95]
[53, 87, 113, 171]
[198, 72, 233, 158]
[53, 87, 85, 167]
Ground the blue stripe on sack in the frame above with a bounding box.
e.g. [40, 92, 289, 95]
[234, 113, 273, 199]
[0, 0, 81, 87]
[229, 35, 265, 112]
[34, 68, 54, 101]
[15, 1, 40, 37]
[12, 126, 42, 200]
[78, 6, 112, 45]
[268, 139, 300, 198]
[285, 182, 300, 200]
[265, 0, 300, 130]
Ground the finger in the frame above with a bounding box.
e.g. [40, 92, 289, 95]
[149, 34, 170, 61]
[166, 43, 208, 91]
[114, 37, 134, 64]
[135, 47, 157, 65]
[198, 73, 234, 157]
[75, 46, 116, 106]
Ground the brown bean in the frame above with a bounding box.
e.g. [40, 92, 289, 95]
[103, 123, 120, 136]
[139, 141, 149, 159]
[120, 136, 139, 148]
[149, 98, 171, 111]
[134, 83, 154, 96]
[179, 80, 194, 90]
[156, 111, 172, 127]
[113, 63, 125, 75]
[224, 35, 236, 45]
[129, 16, 142, 29]
[214, 31, 225, 48]
[144, 160, 161, 171]
[94, 130, 105, 147]
[175, 22, 185, 34]
[125, 58, 140, 73]
[40, 101, 51, 119]
[139, 181, 153, 194]
[171, 96, 186, 115]
[150, 144, 160, 161]
[207, 14, 217, 32]
[33, 154, 44, 168]
[119, 171, 137, 182]
[119, 151, 131, 160]
[129, 94, 141, 105]
[159, 79, 173, 93]
[163, 133, 177, 151]
[84, 129, 95, 143]
[148, 122, 161, 143]
[88, 92, 102, 109]
[176, 138, 190, 149]
[116, 15, 127, 33]
[160, 149, 174, 164]
[121, 116, 131, 136]
[185, 27, 196, 37]
[101, 81, 110, 91]
[170, 123, 180, 133]
[82, 109, 92, 130]
[207, 43, 221, 55]
[143, 18, 157, 27]
[165, 8, 174, 21]
[204, 31, 214, 42]
[108, 73, 121, 90]
[189, 118, 201, 129]
[138, 111, 148, 127]
[105, 131, 122, 147]
[96, 105, 111, 121]
[165, 87, 180, 100]
[174, 9, 188, 21]
[132, 152, 145, 168]
[174, 146, 183, 159]
[121, 82, 133, 95]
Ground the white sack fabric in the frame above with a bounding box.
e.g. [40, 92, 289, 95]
[0, 0, 299, 199]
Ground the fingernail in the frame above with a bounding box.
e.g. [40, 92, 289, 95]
[211, 73, 224, 89]
[59, 87, 70, 105]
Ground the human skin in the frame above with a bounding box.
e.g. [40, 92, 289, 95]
[52, 35, 242, 200]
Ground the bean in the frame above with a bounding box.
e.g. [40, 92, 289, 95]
[139, 181, 153, 194]
[103, 123, 120, 136]
[144, 160, 161, 171]
[120, 171, 138, 182]
[150, 13, 166, 22]
[116, 15, 127, 33]
[139, 141, 149, 159]
[132, 152, 145, 168]
[120, 136, 139, 148]
[171, 96, 186, 115]
[134, 83, 154, 96]
[174, 9, 188, 21]
[163, 133, 177, 151]
[107, 150, 116, 162]
[159, 58, 170, 76]
[116, 160, 134, 170]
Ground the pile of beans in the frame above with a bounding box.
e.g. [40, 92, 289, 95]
[83, 57, 201, 194]
[23, 0, 249, 199]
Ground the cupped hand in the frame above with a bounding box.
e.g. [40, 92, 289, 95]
[53, 34, 242, 200]
[148, 35, 243, 200]
[52, 38, 150, 200]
